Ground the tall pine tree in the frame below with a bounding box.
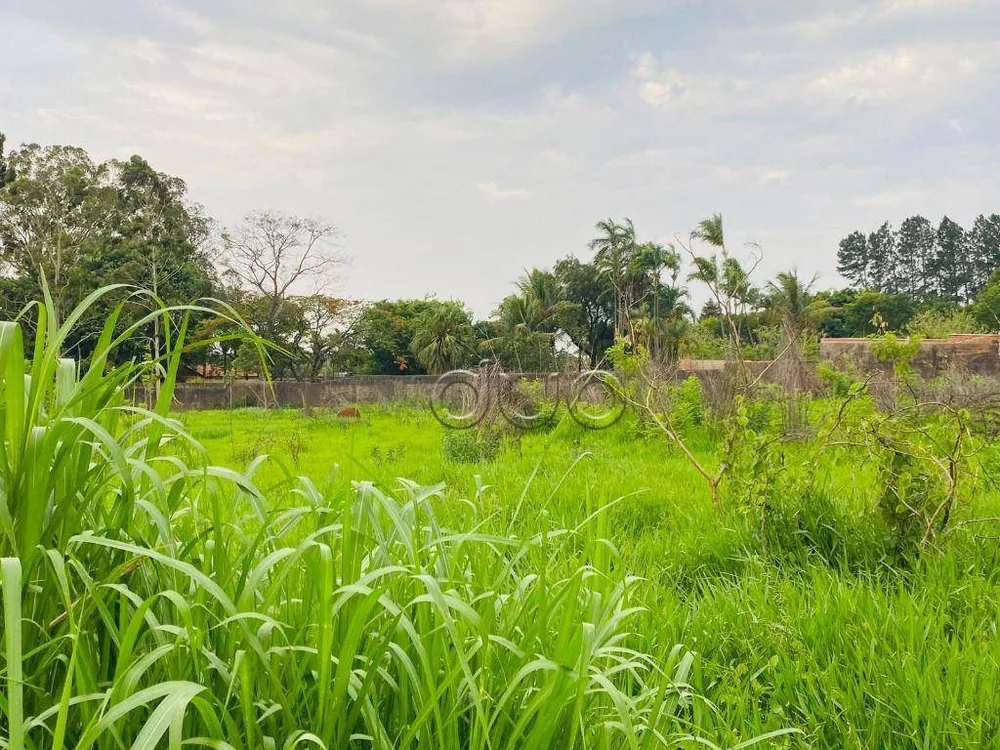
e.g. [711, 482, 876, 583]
[896, 215, 935, 298]
[837, 230, 870, 288]
[932, 217, 970, 303]
[968, 214, 1000, 296]
[868, 222, 896, 293]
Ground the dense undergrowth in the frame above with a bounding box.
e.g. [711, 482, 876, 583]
[178, 392, 1000, 749]
[3, 290, 1000, 748]
[0, 296, 799, 748]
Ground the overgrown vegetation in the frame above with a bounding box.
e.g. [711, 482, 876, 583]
[178, 386, 1000, 750]
[1, 292, 809, 749]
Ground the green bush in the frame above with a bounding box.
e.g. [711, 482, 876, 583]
[441, 426, 503, 463]
[816, 360, 859, 398]
[671, 376, 704, 429]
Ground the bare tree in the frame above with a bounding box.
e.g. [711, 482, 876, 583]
[222, 210, 342, 338]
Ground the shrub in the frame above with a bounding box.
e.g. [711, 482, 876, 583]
[441, 425, 503, 463]
[816, 360, 859, 398]
[671, 376, 704, 429]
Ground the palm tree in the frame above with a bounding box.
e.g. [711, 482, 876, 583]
[410, 303, 475, 374]
[590, 218, 638, 338]
[482, 270, 576, 372]
[516, 269, 574, 331]
[688, 214, 762, 361]
[766, 269, 830, 347]
[632, 242, 685, 362]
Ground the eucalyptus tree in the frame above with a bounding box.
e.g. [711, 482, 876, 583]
[0, 143, 116, 323]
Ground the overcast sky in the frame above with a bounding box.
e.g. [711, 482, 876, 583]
[3, 0, 999, 315]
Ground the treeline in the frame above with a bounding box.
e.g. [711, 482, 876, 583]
[837, 214, 1000, 304]
[6, 133, 1000, 378]
[0, 134, 491, 378]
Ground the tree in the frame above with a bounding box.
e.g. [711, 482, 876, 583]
[102, 155, 217, 364]
[482, 293, 560, 372]
[906, 308, 981, 339]
[968, 214, 1000, 296]
[931, 216, 969, 304]
[222, 211, 341, 342]
[896, 216, 935, 298]
[842, 291, 917, 336]
[410, 302, 476, 374]
[0, 133, 10, 187]
[972, 269, 1000, 331]
[631, 242, 687, 363]
[687, 214, 761, 370]
[357, 299, 455, 375]
[837, 231, 870, 289]
[867, 222, 896, 293]
[0, 143, 116, 322]
[286, 295, 362, 380]
[767, 269, 828, 338]
[552, 256, 614, 368]
[590, 218, 638, 338]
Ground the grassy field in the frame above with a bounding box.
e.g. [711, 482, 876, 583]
[5, 301, 1000, 749]
[173, 402, 1000, 749]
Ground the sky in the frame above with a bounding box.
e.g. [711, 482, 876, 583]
[2, 0, 999, 316]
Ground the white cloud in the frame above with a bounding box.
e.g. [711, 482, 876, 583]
[809, 45, 992, 103]
[810, 50, 922, 102]
[121, 81, 251, 122]
[185, 40, 342, 94]
[117, 37, 164, 65]
[712, 166, 793, 186]
[879, 0, 991, 17]
[150, 1, 212, 34]
[476, 180, 533, 200]
[363, 0, 622, 62]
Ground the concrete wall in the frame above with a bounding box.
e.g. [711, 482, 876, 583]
[159, 361, 819, 411]
[820, 334, 1000, 377]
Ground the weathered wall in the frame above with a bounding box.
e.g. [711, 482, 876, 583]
[159, 361, 820, 411]
[820, 334, 1000, 377]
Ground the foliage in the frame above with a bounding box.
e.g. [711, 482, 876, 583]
[970, 268, 1000, 331]
[816, 360, 859, 398]
[0, 294, 779, 750]
[440, 426, 504, 463]
[905, 307, 982, 339]
[174, 402, 1000, 750]
[409, 301, 475, 374]
[837, 213, 1000, 304]
[670, 376, 704, 429]
[356, 298, 477, 375]
[0, 145, 219, 365]
[871, 333, 922, 379]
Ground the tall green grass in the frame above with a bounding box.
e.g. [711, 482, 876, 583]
[183, 404, 1000, 749]
[0, 292, 790, 747]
